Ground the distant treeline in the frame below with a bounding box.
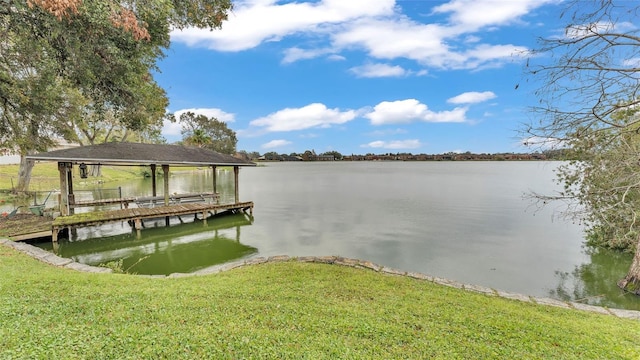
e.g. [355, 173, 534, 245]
[239, 149, 572, 162]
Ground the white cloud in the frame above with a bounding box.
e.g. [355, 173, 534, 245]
[622, 57, 640, 67]
[299, 133, 319, 139]
[331, 15, 532, 70]
[366, 128, 408, 136]
[447, 91, 496, 104]
[170, 0, 556, 71]
[462, 44, 529, 70]
[464, 35, 481, 43]
[364, 99, 467, 125]
[174, 108, 235, 123]
[282, 47, 334, 64]
[565, 21, 636, 40]
[520, 136, 566, 150]
[333, 19, 454, 68]
[433, 0, 552, 30]
[362, 139, 422, 149]
[349, 63, 408, 78]
[171, 0, 396, 51]
[327, 54, 346, 61]
[262, 139, 292, 149]
[250, 103, 357, 132]
[163, 108, 236, 141]
[162, 119, 182, 137]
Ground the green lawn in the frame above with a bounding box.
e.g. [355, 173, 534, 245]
[1, 245, 639, 359]
[0, 162, 144, 192]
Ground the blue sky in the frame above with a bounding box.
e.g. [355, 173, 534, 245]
[156, 0, 565, 155]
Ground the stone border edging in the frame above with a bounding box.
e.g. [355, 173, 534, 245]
[1, 238, 113, 273]
[2, 238, 639, 320]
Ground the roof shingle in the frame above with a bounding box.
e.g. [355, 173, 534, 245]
[27, 143, 255, 167]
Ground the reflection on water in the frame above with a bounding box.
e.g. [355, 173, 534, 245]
[39, 213, 256, 275]
[550, 247, 639, 310]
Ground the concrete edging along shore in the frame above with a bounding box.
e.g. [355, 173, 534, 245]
[2, 237, 639, 320]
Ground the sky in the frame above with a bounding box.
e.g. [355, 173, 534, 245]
[155, 0, 566, 155]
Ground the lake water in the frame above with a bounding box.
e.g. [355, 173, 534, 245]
[34, 161, 640, 310]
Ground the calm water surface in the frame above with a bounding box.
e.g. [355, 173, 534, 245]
[36, 161, 640, 310]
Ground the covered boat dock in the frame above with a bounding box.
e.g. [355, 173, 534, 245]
[26, 142, 256, 242]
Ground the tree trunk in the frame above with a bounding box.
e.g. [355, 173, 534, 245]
[15, 152, 35, 193]
[618, 234, 640, 295]
[90, 164, 102, 177]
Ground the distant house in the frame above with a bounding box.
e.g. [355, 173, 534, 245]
[316, 154, 335, 161]
[281, 155, 303, 161]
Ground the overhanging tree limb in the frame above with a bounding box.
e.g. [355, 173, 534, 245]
[525, 0, 640, 294]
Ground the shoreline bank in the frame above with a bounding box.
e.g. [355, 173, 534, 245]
[2, 237, 639, 320]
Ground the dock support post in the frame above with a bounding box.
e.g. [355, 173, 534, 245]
[58, 162, 72, 216]
[234, 166, 239, 204]
[203, 211, 208, 226]
[134, 218, 142, 239]
[151, 164, 157, 197]
[163, 164, 170, 226]
[67, 166, 75, 215]
[212, 165, 218, 203]
[162, 165, 170, 206]
[52, 227, 59, 243]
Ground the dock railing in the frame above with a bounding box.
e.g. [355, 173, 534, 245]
[68, 190, 219, 210]
[134, 192, 219, 208]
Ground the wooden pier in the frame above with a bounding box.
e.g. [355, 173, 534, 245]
[52, 201, 254, 242]
[22, 143, 257, 244]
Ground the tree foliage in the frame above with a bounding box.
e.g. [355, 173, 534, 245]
[321, 150, 343, 160]
[555, 113, 640, 250]
[179, 112, 237, 155]
[0, 0, 232, 190]
[526, 0, 640, 250]
[525, 0, 640, 294]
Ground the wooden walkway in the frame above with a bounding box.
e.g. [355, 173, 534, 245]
[52, 202, 254, 242]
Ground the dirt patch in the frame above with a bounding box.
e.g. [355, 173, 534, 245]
[0, 213, 53, 237]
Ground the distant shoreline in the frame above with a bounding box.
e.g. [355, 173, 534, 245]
[255, 151, 568, 162]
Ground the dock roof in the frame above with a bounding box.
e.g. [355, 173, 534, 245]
[27, 142, 256, 167]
